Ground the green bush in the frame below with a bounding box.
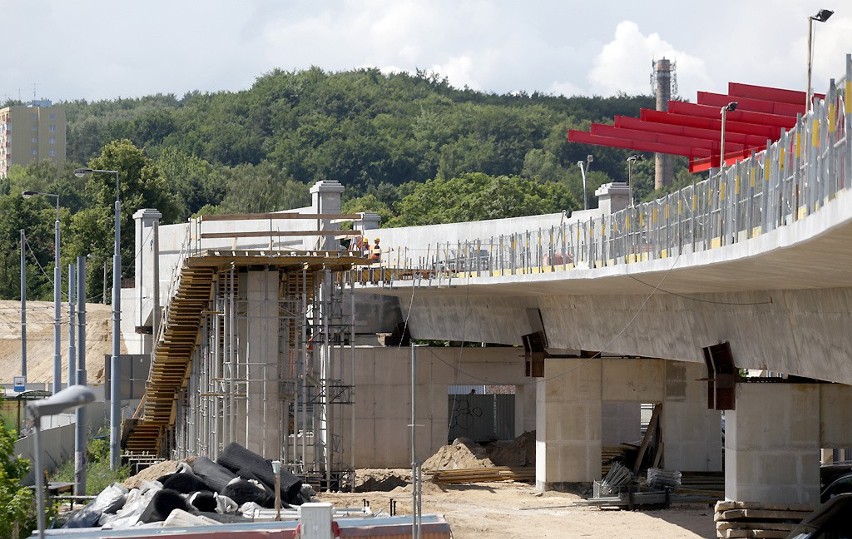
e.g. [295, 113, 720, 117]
[50, 430, 130, 495]
[0, 420, 37, 539]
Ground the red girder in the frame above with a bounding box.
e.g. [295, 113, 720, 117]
[696, 91, 805, 118]
[567, 130, 710, 158]
[566, 81, 810, 175]
[728, 82, 823, 106]
[668, 101, 797, 129]
[590, 124, 747, 153]
[639, 109, 780, 139]
[614, 115, 768, 148]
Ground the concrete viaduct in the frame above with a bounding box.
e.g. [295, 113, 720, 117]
[124, 56, 852, 506]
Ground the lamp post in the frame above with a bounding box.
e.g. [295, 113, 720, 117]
[576, 155, 593, 211]
[807, 9, 834, 111]
[74, 167, 122, 471]
[719, 102, 738, 175]
[626, 155, 643, 207]
[23, 191, 62, 395]
[27, 385, 95, 538]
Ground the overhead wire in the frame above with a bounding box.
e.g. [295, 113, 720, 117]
[542, 252, 682, 384]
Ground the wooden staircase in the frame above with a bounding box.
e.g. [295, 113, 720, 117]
[123, 264, 215, 456]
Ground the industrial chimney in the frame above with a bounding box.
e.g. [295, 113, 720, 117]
[651, 58, 676, 190]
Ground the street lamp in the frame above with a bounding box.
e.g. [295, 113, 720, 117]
[22, 191, 62, 396]
[807, 9, 834, 111]
[626, 155, 643, 207]
[74, 167, 122, 471]
[576, 154, 593, 211]
[719, 102, 738, 175]
[27, 385, 95, 538]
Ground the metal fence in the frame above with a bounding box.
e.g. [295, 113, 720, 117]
[368, 54, 851, 282]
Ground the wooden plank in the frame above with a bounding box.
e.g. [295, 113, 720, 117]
[715, 500, 814, 512]
[201, 230, 362, 239]
[202, 212, 363, 221]
[715, 508, 812, 522]
[633, 403, 661, 474]
[717, 521, 795, 531]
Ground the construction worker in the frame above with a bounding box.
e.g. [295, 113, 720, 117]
[370, 238, 382, 262]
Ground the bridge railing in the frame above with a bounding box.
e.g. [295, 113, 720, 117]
[368, 54, 851, 283]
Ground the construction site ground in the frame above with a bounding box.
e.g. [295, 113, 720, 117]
[318, 477, 716, 539]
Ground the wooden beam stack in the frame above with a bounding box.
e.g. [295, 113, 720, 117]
[431, 467, 535, 484]
[714, 500, 813, 538]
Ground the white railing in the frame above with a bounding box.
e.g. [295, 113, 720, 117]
[365, 54, 851, 282]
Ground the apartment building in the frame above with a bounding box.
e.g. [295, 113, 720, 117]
[0, 100, 66, 177]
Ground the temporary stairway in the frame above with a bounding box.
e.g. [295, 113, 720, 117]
[124, 263, 215, 455]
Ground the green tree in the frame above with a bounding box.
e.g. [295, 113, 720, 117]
[156, 148, 226, 220]
[68, 140, 179, 299]
[389, 173, 578, 227]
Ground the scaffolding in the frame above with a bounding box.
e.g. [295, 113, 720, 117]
[168, 262, 357, 490]
[126, 206, 366, 492]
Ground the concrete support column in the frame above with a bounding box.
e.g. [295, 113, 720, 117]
[310, 180, 345, 252]
[536, 358, 602, 490]
[725, 384, 820, 504]
[132, 208, 162, 354]
[662, 361, 722, 471]
[595, 182, 630, 214]
[244, 269, 282, 458]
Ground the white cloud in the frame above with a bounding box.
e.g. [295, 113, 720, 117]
[587, 21, 712, 99]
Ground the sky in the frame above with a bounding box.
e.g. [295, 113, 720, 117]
[2, 1, 851, 104]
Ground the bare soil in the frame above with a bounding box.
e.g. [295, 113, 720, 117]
[0, 300, 115, 386]
[318, 479, 716, 539]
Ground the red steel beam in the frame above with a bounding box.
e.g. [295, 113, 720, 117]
[567, 130, 711, 158]
[696, 91, 805, 118]
[639, 109, 780, 139]
[728, 82, 823, 106]
[614, 115, 769, 148]
[668, 101, 797, 129]
[590, 124, 749, 153]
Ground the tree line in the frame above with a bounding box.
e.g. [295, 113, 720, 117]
[0, 67, 692, 301]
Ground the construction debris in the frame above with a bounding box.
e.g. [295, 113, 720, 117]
[62, 443, 313, 531]
[646, 468, 682, 490]
[714, 500, 814, 539]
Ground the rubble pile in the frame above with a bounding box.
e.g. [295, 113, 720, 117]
[485, 431, 536, 467]
[63, 442, 314, 530]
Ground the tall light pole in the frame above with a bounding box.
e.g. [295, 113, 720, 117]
[576, 154, 593, 211]
[626, 154, 643, 207]
[807, 9, 834, 112]
[23, 191, 62, 395]
[74, 167, 122, 471]
[720, 102, 738, 175]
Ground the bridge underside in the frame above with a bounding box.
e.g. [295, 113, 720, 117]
[369, 188, 852, 385]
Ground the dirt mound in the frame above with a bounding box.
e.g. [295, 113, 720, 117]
[485, 430, 536, 467]
[422, 438, 495, 471]
[354, 468, 410, 492]
[123, 460, 182, 489]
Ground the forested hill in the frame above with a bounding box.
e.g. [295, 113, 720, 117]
[62, 67, 654, 193]
[1, 67, 682, 301]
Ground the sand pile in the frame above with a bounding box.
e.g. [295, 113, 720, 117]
[421, 438, 495, 471]
[122, 460, 181, 489]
